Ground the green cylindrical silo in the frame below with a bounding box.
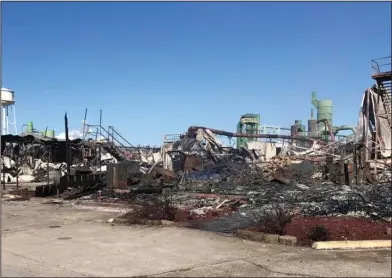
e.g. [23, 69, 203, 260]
[317, 100, 333, 131]
[27, 121, 34, 132]
[47, 130, 55, 138]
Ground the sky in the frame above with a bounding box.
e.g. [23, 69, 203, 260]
[2, 2, 391, 145]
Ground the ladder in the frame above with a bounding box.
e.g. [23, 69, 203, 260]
[371, 57, 391, 126]
[381, 81, 391, 118]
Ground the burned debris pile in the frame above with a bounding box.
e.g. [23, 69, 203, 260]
[2, 58, 392, 236]
[1, 134, 81, 184]
[2, 117, 391, 224]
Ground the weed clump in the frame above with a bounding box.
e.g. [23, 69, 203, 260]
[122, 193, 177, 223]
[253, 204, 296, 235]
[309, 225, 330, 242]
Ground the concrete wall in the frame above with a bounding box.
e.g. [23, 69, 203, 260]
[107, 161, 140, 188]
[162, 143, 173, 170]
[247, 141, 277, 161]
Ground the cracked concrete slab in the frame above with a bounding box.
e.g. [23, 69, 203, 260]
[149, 259, 299, 277]
[2, 223, 288, 277]
[245, 249, 392, 277]
[2, 200, 391, 277]
[2, 252, 90, 277]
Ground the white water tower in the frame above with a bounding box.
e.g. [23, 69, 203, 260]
[1, 88, 17, 135]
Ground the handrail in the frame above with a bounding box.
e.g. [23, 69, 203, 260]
[163, 134, 181, 143]
[86, 125, 123, 147]
[108, 126, 149, 160]
[371, 56, 391, 74]
[85, 124, 148, 161]
[372, 56, 391, 61]
[83, 125, 99, 141]
[108, 126, 135, 148]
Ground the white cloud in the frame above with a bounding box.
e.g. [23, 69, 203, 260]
[55, 129, 106, 141]
[56, 120, 108, 141]
[56, 129, 83, 140]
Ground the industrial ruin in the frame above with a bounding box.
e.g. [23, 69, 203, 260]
[1, 56, 391, 240]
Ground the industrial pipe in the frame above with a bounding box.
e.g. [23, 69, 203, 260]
[335, 126, 356, 136]
[317, 119, 335, 142]
[187, 126, 318, 143]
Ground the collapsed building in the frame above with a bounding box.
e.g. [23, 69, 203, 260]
[1, 57, 391, 221]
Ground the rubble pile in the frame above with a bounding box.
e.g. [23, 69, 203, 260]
[2, 104, 391, 230]
[246, 182, 391, 219]
[1, 134, 83, 183]
[180, 155, 319, 194]
[59, 181, 106, 200]
[0, 134, 130, 184]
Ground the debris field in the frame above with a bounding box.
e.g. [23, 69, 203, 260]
[1, 58, 392, 247]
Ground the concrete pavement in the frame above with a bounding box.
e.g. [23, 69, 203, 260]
[2, 200, 391, 277]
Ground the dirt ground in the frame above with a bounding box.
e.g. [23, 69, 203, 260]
[1, 198, 391, 277]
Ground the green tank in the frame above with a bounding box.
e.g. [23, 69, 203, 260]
[311, 92, 333, 132]
[317, 100, 333, 129]
[236, 113, 261, 148]
[43, 129, 55, 138]
[27, 121, 34, 132]
[47, 130, 55, 138]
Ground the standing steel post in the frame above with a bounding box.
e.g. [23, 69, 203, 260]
[99, 110, 102, 173]
[353, 142, 358, 185]
[363, 91, 370, 182]
[16, 157, 19, 189]
[65, 113, 71, 175]
[82, 108, 88, 139]
[47, 146, 51, 186]
[47, 161, 50, 185]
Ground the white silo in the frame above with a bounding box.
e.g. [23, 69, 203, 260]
[1, 88, 17, 135]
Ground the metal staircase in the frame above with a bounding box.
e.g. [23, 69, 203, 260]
[371, 56, 392, 126]
[84, 125, 141, 161]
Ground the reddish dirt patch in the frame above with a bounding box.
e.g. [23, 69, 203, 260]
[284, 216, 392, 246]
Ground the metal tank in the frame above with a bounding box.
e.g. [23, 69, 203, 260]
[45, 129, 55, 138]
[290, 124, 298, 136]
[291, 120, 306, 136]
[27, 121, 34, 132]
[308, 109, 318, 137]
[295, 120, 306, 133]
[317, 100, 333, 131]
[47, 130, 55, 138]
[236, 113, 261, 148]
[311, 91, 333, 132]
